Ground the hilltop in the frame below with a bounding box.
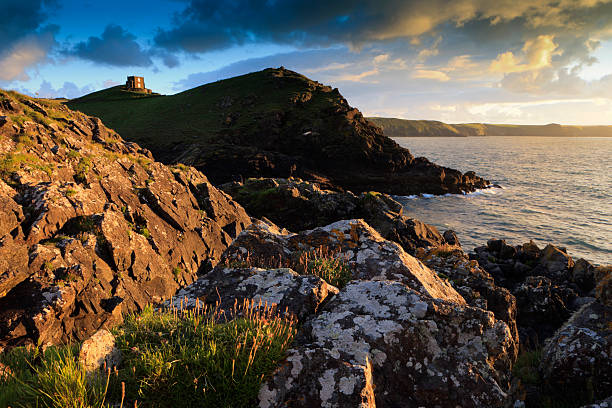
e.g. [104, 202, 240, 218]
[368, 117, 612, 137]
[67, 68, 488, 196]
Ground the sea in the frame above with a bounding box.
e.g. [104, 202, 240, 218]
[392, 136, 612, 266]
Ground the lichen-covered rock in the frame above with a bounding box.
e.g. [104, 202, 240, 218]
[223, 219, 465, 305]
[540, 300, 612, 401]
[170, 267, 338, 320]
[0, 90, 252, 348]
[260, 280, 517, 408]
[79, 329, 121, 373]
[259, 347, 376, 408]
[221, 177, 449, 255]
[419, 245, 519, 348]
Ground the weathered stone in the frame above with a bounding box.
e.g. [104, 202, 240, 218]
[261, 280, 516, 408]
[79, 329, 121, 373]
[0, 90, 252, 348]
[223, 219, 465, 305]
[170, 267, 338, 320]
[259, 347, 376, 408]
[222, 177, 447, 255]
[540, 301, 612, 401]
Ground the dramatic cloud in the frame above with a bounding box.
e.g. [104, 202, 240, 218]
[68, 25, 154, 67]
[0, 0, 59, 81]
[155, 0, 612, 53]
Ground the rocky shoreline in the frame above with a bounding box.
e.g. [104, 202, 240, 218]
[0, 90, 610, 407]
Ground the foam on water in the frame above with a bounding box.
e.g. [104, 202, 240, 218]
[393, 136, 612, 265]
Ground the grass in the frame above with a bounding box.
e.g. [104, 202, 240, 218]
[0, 301, 296, 408]
[223, 246, 354, 288]
[513, 349, 542, 386]
[65, 69, 344, 155]
[0, 344, 111, 408]
[0, 152, 54, 184]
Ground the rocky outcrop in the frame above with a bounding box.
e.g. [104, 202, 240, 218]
[539, 298, 611, 402]
[69, 67, 489, 196]
[221, 177, 448, 255]
[172, 218, 517, 407]
[470, 239, 604, 349]
[0, 90, 251, 349]
[261, 280, 516, 408]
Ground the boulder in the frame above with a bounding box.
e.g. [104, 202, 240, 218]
[79, 329, 121, 373]
[222, 219, 465, 305]
[170, 267, 338, 320]
[513, 276, 577, 348]
[260, 280, 516, 408]
[540, 300, 612, 402]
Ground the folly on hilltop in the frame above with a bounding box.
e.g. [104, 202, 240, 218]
[125, 76, 152, 93]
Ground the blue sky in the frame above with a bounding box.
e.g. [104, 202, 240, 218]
[2, 0, 612, 125]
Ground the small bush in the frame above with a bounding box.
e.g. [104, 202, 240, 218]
[65, 188, 78, 198]
[513, 349, 542, 385]
[74, 157, 92, 184]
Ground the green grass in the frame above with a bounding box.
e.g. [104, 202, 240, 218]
[0, 152, 54, 183]
[66, 69, 345, 155]
[0, 344, 111, 408]
[0, 302, 296, 408]
[513, 349, 542, 386]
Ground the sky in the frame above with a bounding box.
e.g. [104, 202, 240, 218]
[2, 0, 612, 125]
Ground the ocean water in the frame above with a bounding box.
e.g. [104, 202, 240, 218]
[392, 136, 612, 265]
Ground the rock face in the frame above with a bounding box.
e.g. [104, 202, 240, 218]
[173, 218, 517, 407]
[0, 90, 251, 348]
[68, 67, 489, 196]
[221, 177, 449, 255]
[470, 239, 603, 349]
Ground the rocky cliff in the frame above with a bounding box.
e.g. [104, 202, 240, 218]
[67, 68, 489, 196]
[0, 89, 251, 349]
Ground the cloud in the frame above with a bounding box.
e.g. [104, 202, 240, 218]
[336, 68, 380, 82]
[154, 0, 612, 54]
[0, 0, 59, 81]
[491, 35, 561, 73]
[35, 80, 94, 99]
[67, 25, 153, 67]
[412, 69, 450, 81]
[0, 25, 58, 81]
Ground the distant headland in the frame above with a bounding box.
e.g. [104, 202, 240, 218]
[368, 117, 612, 137]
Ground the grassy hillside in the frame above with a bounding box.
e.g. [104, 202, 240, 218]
[368, 117, 612, 137]
[67, 69, 344, 155]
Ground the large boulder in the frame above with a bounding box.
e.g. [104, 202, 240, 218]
[260, 280, 516, 408]
[0, 90, 252, 348]
[222, 219, 465, 305]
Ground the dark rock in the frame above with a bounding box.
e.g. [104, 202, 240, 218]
[513, 276, 577, 348]
[221, 177, 446, 255]
[540, 300, 612, 402]
[443, 229, 460, 246]
[573, 258, 596, 293]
